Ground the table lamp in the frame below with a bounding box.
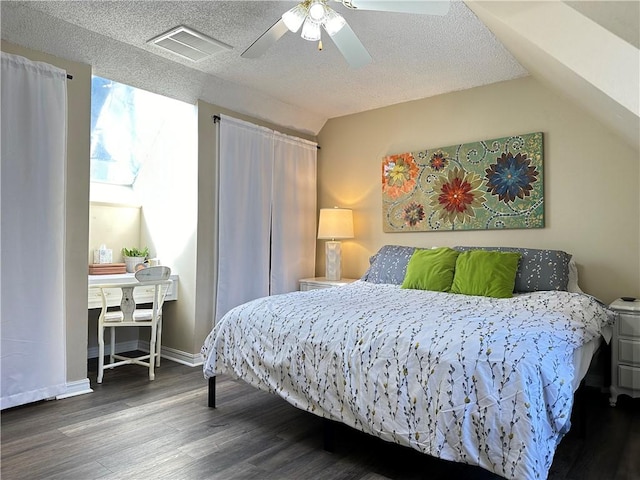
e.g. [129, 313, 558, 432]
[317, 207, 354, 281]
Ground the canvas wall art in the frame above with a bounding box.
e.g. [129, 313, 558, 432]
[382, 132, 544, 232]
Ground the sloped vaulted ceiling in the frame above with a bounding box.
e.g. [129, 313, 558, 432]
[466, 1, 639, 151]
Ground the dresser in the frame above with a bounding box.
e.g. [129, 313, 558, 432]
[609, 298, 640, 406]
[299, 277, 357, 291]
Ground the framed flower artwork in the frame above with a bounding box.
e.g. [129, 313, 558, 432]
[382, 132, 544, 232]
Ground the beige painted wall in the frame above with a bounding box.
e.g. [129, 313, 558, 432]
[89, 203, 141, 263]
[1, 41, 91, 384]
[317, 76, 639, 304]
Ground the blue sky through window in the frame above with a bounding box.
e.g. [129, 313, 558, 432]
[90, 76, 185, 185]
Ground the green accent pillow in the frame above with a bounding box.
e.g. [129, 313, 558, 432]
[401, 247, 460, 292]
[450, 250, 521, 298]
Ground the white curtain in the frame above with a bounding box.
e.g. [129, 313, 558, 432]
[270, 136, 318, 295]
[215, 115, 317, 321]
[1, 53, 67, 409]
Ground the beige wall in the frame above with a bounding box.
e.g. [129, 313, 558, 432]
[89, 203, 142, 264]
[317, 76, 640, 304]
[1, 41, 91, 384]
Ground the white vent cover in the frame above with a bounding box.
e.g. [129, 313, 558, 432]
[148, 26, 232, 61]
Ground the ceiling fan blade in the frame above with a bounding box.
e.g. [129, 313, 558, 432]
[241, 18, 289, 59]
[346, 1, 450, 15]
[330, 23, 372, 69]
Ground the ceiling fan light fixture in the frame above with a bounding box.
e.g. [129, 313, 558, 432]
[322, 8, 346, 36]
[282, 3, 308, 33]
[301, 17, 322, 42]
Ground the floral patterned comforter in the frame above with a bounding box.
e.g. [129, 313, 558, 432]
[202, 281, 615, 480]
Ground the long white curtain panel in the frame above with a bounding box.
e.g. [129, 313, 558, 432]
[1, 53, 68, 409]
[215, 115, 317, 322]
[270, 134, 318, 295]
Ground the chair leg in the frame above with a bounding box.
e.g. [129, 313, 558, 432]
[148, 321, 157, 381]
[110, 326, 116, 364]
[156, 315, 162, 367]
[97, 325, 105, 384]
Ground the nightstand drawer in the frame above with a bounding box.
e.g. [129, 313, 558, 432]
[302, 284, 329, 291]
[299, 277, 357, 291]
[618, 338, 640, 367]
[618, 314, 640, 338]
[618, 338, 640, 365]
[618, 364, 640, 390]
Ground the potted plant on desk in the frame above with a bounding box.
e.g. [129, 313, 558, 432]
[122, 246, 149, 273]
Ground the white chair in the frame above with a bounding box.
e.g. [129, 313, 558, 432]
[96, 266, 172, 383]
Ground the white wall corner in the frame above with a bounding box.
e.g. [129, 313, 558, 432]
[56, 378, 93, 399]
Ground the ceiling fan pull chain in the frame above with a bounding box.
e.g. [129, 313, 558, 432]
[318, 40, 323, 51]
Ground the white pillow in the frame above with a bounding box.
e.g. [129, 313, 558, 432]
[567, 259, 582, 293]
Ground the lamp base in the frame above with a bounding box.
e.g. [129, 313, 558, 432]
[325, 241, 342, 281]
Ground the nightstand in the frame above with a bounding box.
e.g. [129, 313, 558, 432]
[299, 277, 357, 291]
[609, 298, 640, 406]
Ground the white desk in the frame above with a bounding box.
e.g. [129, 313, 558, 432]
[88, 273, 179, 309]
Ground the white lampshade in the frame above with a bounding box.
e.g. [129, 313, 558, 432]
[317, 207, 354, 240]
[322, 8, 346, 36]
[282, 3, 308, 33]
[301, 17, 322, 42]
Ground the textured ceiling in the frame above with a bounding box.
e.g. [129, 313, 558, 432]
[1, 1, 529, 135]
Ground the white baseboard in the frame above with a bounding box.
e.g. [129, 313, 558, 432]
[56, 378, 93, 399]
[87, 340, 139, 359]
[162, 345, 204, 367]
[88, 340, 202, 367]
[137, 341, 203, 367]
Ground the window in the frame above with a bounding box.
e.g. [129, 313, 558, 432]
[90, 76, 188, 186]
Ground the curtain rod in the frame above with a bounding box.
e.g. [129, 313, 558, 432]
[211, 115, 320, 149]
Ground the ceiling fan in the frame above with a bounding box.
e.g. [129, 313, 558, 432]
[241, 0, 450, 69]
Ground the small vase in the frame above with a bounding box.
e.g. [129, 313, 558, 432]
[124, 256, 145, 273]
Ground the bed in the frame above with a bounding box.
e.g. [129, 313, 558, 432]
[202, 245, 615, 480]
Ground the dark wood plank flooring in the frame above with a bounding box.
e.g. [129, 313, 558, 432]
[1, 356, 638, 479]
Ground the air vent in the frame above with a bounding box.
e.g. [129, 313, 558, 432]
[148, 26, 232, 62]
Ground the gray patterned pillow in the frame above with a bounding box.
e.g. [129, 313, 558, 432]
[454, 246, 572, 292]
[362, 245, 417, 284]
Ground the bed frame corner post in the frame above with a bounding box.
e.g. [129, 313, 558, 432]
[323, 418, 335, 452]
[575, 378, 586, 438]
[208, 376, 216, 408]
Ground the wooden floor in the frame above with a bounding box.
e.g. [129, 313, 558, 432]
[1, 356, 638, 480]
